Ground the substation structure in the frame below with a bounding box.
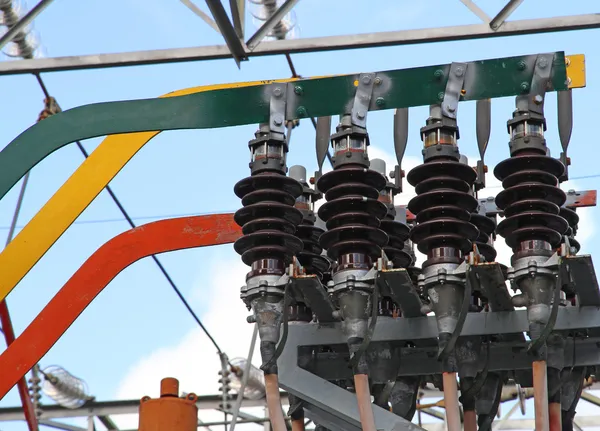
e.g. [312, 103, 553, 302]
[0, 50, 596, 431]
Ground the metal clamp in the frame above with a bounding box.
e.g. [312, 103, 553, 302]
[528, 53, 555, 115]
[441, 62, 467, 119]
[269, 84, 288, 135]
[351, 73, 376, 128]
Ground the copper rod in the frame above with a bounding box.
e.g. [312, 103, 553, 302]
[291, 419, 305, 431]
[264, 374, 287, 431]
[532, 360, 550, 431]
[549, 402, 562, 431]
[354, 374, 377, 431]
[463, 410, 477, 431]
[442, 372, 461, 431]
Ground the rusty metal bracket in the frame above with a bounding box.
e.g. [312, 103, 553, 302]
[351, 73, 375, 128]
[441, 62, 467, 119]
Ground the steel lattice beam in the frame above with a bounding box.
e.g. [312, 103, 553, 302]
[0, 14, 598, 75]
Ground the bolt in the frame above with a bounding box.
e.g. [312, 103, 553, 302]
[454, 67, 464, 77]
[273, 87, 283, 97]
[246, 315, 256, 323]
[446, 104, 456, 113]
[188, 394, 196, 400]
[570, 246, 578, 254]
[533, 94, 543, 105]
[389, 170, 395, 179]
[520, 82, 530, 93]
[517, 60, 527, 71]
[376, 97, 385, 107]
[437, 92, 444, 101]
[357, 111, 365, 119]
[296, 106, 307, 117]
[273, 116, 283, 126]
[294, 85, 303, 95]
[374, 77, 383, 85]
[538, 57, 548, 69]
[434, 69, 444, 79]
[362, 75, 372, 85]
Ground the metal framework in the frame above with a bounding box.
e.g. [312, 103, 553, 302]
[0, 2, 598, 74]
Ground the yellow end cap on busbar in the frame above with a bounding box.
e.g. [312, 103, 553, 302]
[566, 54, 586, 89]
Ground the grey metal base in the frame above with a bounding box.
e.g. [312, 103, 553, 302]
[278, 306, 600, 431]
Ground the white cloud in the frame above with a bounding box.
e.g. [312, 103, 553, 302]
[113, 255, 268, 430]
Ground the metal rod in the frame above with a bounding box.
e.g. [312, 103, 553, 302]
[246, 0, 300, 50]
[180, 0, 221, 34]
[549, 402, 561, 431]
[463, 410, 477, 431]
[492, 400, 519, 430]
[229, 324, 259, 431]
[203, 0, 247, 66]
[2, 13, 598, 75]
[533, 360, 550, 431]
[229, 0, 243, 39]
[0, 0, 56, 52]
[489, 0, 525, 30]
[442, 373, 461, 431]
[0, 170, 38, 431]
[458, 0, 490, 23]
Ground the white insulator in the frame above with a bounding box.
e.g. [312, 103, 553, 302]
[248, 0, 299, 41]
[41, 366, 93, 409]
[229, 357, 266, 400]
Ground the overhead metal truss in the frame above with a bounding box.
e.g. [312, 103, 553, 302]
[0, 1, 598, 75]
[0, 393, 291, 430]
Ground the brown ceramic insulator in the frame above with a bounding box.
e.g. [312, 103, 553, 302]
[495, 155, 568, 250]
[407, 160, 479, 261]
[234, 173, 304, 266]
[138, 378, 198, 431]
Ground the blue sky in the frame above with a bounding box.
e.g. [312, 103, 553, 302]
[0, 0, 600, 429]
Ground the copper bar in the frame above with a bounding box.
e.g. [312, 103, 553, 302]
[549, 402, 562, 431]
[533, 360, 550, 431]
[463, 410, 477, 431]
[442, 372, 461, 431]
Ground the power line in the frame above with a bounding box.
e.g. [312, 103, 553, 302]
[31, 74, 227, 358]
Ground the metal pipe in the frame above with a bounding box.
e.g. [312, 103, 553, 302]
[1, 14, 598, 75]
[533, 361, 550, 431]
[0, 0, 55, 52]
[442, 373, 461, 431]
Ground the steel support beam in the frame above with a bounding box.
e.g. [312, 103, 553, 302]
[490, 0, 525, 30]
[0, 0, 56, 52]
[203, 0, 247, 66]
[0, 394, 289, 421]
[180, 0, 221, 34]
[278, 324, 425, 431]
[458, 0, 490, 23]
[246, 0, 300, 49]
[0, 13, 598, 75]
